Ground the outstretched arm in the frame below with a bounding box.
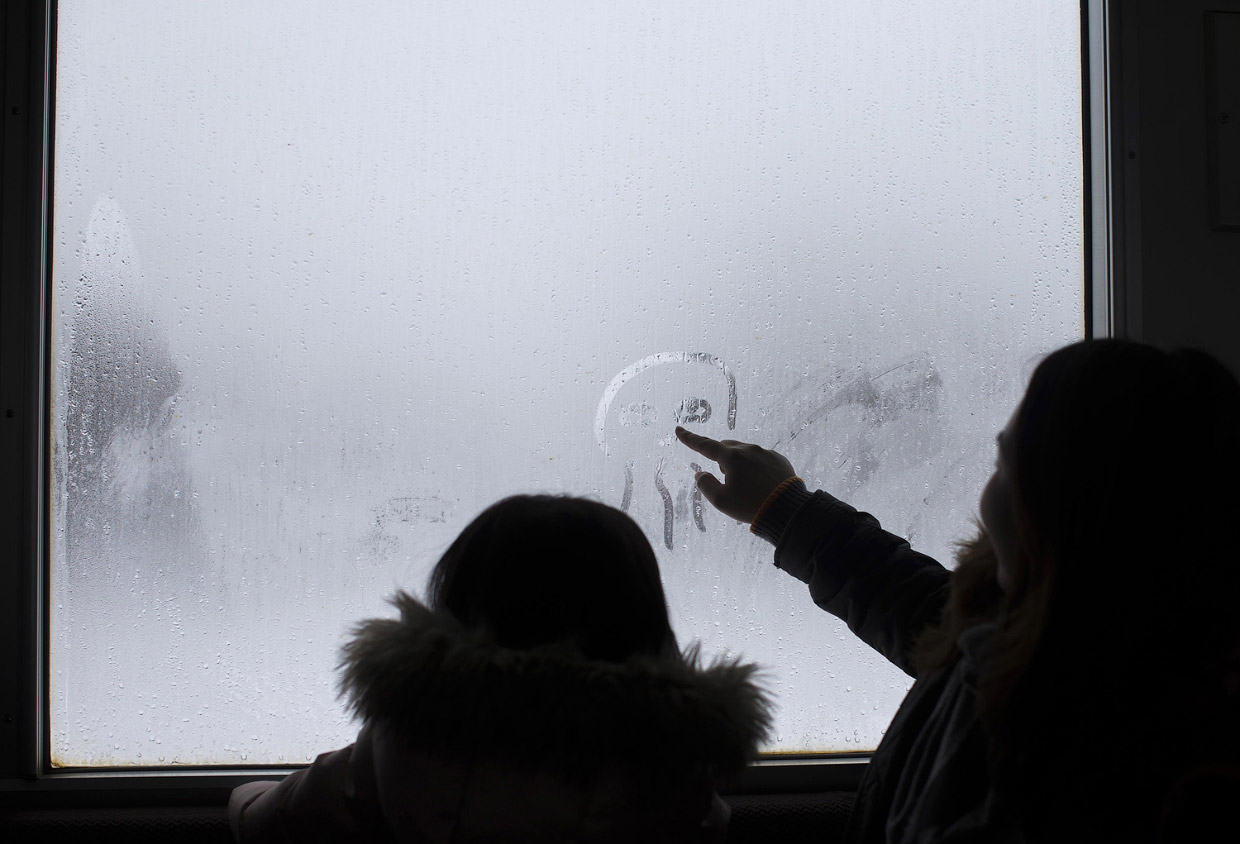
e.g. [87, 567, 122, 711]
[676, 427, 950, 676]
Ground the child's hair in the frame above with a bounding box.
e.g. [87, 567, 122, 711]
[426, 494, 676, 662]
[914, 339, 1240, 829]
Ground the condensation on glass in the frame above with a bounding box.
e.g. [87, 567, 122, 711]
[49, 0, 1084, 765]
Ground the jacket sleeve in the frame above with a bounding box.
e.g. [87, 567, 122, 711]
[755, 482, 952, 678]
[228, 725, 386, 843]
[697, 791, 730, 843]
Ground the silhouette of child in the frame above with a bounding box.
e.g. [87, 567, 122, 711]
[229, 494, 771, 843]
[678, 339, 1240, 843]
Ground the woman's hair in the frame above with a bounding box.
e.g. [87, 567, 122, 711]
[914, 339, 1240, 825]
[426, 494, 676, 662]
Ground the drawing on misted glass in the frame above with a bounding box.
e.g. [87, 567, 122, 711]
[49, 0, 1084, 765]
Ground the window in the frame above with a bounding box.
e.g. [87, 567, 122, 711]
[43, 0, 1084, 767]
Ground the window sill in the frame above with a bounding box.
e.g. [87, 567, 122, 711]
[0, 753, 868, 808]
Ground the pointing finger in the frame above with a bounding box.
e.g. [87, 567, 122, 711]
[675, 426, 726, 462]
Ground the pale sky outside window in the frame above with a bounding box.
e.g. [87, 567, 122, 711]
[50, 0, 1083, 765]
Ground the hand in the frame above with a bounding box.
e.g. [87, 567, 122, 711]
[674, 426, 797, 524]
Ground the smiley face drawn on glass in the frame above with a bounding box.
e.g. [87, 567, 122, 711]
[595, 352, 737, 550]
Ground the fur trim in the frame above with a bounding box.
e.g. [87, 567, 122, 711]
[339, 592, 772, 778]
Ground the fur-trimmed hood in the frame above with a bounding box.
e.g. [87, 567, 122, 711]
[339, 591, 772, 780]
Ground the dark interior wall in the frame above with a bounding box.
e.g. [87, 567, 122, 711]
[1130, 0, 1240, 374]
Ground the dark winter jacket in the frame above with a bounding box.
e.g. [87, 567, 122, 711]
[229, 593, 772, 843]
[755, 482, 1017, 844]
[760, 481, 1240, 844]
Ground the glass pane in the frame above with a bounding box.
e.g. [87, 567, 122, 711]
[50, 0, 1083, 765]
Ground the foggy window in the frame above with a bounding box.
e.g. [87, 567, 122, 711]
[50, 0, 1083, 765]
